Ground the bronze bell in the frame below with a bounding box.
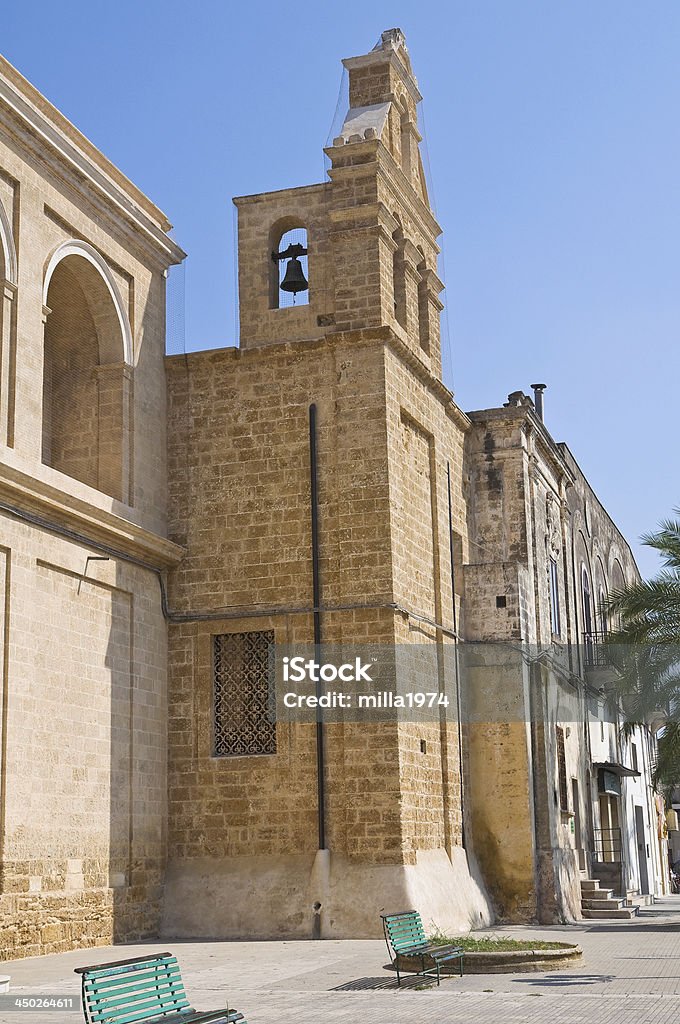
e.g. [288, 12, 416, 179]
[280, 256, 308, 294]
[272, 241, 309, 297]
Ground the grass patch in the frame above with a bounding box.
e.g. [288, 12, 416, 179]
[429, 933, 571, 953]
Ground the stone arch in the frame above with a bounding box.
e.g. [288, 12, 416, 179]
[0, 201, 17, 285]
[574, 533, 594, 635]
[0, 201, 18, 447]
[43, 241, 132, 364]
[41, 241, 132, 502]
[399, 96, 413, 179]
[609, 556, 627, 630]
[594, 553, 609, 633]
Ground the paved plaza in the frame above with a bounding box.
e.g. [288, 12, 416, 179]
[2, 898, 680, 1024]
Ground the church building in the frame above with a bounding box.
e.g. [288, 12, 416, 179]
[0, 30, 664, 959]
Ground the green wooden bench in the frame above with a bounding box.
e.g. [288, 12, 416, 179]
[381, 910, 464, 986]
[74, 952, 246, 1024]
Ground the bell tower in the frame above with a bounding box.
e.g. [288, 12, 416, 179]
[235, 28, 445, 378]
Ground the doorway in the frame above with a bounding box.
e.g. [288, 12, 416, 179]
[572, 778, 585, 870]
[634, 805, 650, 895]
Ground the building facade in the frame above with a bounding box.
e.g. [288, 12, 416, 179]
[0, 56, 184, 959]
[0, 30, 666, 959]
[465, 396, 667, 922]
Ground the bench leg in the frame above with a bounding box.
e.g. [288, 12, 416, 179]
[459, 955, 463, 978]
[395, 958, 401, 986]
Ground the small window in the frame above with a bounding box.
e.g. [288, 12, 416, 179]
[556, 726, 569, 811]
[213, 630, 276, 756]
[549, 557, 561, 637]
[417, 255, 430, 355]
[392, 221, 406, 328]
[631, 742, 638, 773]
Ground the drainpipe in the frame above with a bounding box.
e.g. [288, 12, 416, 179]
[309, 403, 326, 851]
[447, 461, 466, 848]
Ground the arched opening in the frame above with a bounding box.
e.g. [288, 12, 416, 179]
[392, 220, 406, 330]
[582, 565, 593, 636]
[610, 558, 626, 630]
[42, 244, 131, 502]
[595, 558, 608, 636]
[269, 224, 309, 309]
[0, 201, 18, 448]
[0, 202, 17, 286]
[399, 98, 412, 181]
[416, 249, 430, 355]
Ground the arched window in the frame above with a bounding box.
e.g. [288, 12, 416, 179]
[582, 566, 593, 636]
[416, 251, 430, 355]
[270, 225, 309, 309]
[399, 98, 412, 181]
[0, 201, 18, 447]
[42, 242, 132, 502]
[610, 559, 626, 631]
[392, 220, 407, 329]
[0, 202, 17, 287]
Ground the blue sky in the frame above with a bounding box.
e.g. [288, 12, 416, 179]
[5, 1, 679, 576]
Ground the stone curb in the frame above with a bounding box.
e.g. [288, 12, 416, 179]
[398, 943, 583, 975]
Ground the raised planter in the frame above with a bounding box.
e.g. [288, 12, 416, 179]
[397, 943, 582, 975]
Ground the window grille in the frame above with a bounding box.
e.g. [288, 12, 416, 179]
[556, 726, 569, 811]
[213, 630, 276, 756]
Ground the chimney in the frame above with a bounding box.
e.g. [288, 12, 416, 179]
[531, 383, 547, 422]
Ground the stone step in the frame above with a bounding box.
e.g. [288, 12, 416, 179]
[579, 879, 601, 891]
[626, 893, 653, 908]
[581, 897, 623, 910]
[581, 906, 639, 920]
[583, 888, 615, 901]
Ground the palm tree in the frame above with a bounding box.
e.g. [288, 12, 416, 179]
[607, 511, 680, 792]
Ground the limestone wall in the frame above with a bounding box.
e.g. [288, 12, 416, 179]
[0, 56, 182, 959]
[164, 331, 492, 938]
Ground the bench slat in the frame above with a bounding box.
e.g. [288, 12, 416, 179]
[86, 979, 185, 1001]
[388, 925, 426, 940]
[389, 925, 425, 939]
[85, 965, 182, 992]
[90, 1001, 191, 1024]
[86, 977, 185, 1001]
[140, 1012, 244, 1024]
[88, 991, 188, 1015]
[80, 956, 178, 978]
[89, 995, 191, 1022]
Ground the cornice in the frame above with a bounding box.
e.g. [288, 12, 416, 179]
[0, 459, 183, 569]
[167, 328, 470, 431]
[0, 58, 185, 268]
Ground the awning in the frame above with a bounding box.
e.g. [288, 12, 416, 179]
[593, 761, 641, 778]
